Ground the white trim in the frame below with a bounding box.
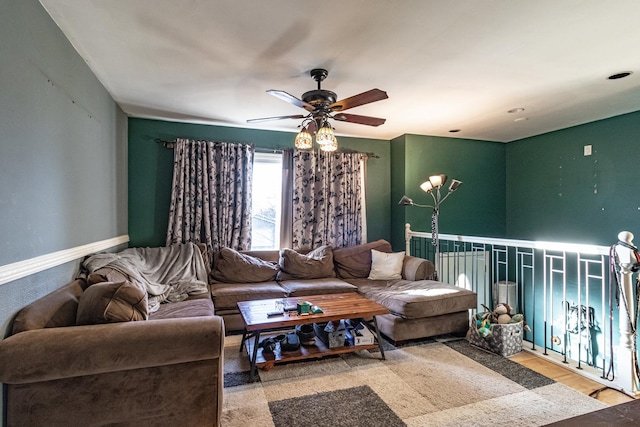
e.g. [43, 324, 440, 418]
[0, 235, 130, 286]
[405, 223, 610, 256]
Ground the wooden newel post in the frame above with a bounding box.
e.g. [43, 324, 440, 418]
[614, 231, 640, 396]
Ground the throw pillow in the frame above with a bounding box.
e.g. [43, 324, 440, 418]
[333, 239, 393, 278]
[277, 245, 336, 280]
[212, 247, 279, 283]
[368, 249, 405, 280]
[76, 281, 148, 325]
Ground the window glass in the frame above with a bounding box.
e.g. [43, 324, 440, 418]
[251, 152, 282, 250]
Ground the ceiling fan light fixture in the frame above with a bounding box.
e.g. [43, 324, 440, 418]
[248, 68, 388, 152]
[319, 134, 338, 152]
[294, 127, 313, 150]
[316, 121, 336, 147]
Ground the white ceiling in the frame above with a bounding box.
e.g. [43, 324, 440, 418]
[40, 0, 640, 142]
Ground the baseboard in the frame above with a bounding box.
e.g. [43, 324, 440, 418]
[0, 235, 129, 286]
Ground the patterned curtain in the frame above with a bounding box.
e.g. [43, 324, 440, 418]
[291, 150, 365, 250]
[166, 138, 254, 252]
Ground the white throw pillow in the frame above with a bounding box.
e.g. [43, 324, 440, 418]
[368, 249, 405, 280]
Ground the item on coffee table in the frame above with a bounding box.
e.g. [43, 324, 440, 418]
[345, 322, 375, 345]
[280, 333, 301, 352]
[297, 301, 312, 314]
[295, 324, 317, 345]
[259, 337, 276, 353]
[314, 320, 346, 348]
[267, 311, 284, 317]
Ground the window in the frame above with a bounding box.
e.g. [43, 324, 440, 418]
[251, 152, 283, 250]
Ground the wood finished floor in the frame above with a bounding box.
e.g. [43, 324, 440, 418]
[510, 350, 636, 405]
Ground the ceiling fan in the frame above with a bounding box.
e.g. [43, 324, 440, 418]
[247, 68, 388, 151]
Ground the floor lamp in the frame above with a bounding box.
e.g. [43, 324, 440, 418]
[399, 174, 463, 280]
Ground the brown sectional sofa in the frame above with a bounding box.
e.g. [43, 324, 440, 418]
[0, 239, 476, 426]
[0, 244, 224, 427]
[210, 239, 477, 342]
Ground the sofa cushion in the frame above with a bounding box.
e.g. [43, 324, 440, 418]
[76, 281, 148, 325]
[211, 247, 279, 283]
[368, 250, 405, 280]
[344, 278, 410, 293]
[277, 246, 336, 280]
[354, 279, 477, 319]
[210, 281, 287, 311]
[278, 278, 358, 297]
[149, 297, 215, 320]
[333, 240, 392, 279]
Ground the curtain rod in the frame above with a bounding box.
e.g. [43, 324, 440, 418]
[154, 139, 284, 153]
[153, 139, 379, 158]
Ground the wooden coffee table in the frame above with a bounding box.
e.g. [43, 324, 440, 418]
[237, 292, 390, 381]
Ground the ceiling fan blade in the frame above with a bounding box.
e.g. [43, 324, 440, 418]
[246, 114, 306, 123]
[306, 119, 318, 134]
[267, 90, 315, 111]
[329, 88, 388, 112]
[333, 113, 386, 127]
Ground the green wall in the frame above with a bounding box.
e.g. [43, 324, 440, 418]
[128, 118, 391, 248]
[506, 110, 640, 246]
[390, 134, 506, 250]
[506, 112, 640, 356]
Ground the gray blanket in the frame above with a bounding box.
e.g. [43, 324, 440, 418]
[83, 243, 209, 312]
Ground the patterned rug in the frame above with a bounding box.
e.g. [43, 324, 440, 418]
[222, 334, 606, 427]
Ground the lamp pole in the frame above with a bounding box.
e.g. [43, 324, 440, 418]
[399, 175, 462, 281]
[427, 185, 444, 280]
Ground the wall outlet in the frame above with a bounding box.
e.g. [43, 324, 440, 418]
[584, 145, 592, 156]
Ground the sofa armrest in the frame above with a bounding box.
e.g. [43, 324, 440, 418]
[402, 255, 436, 281]
[0, 315, 224, 384]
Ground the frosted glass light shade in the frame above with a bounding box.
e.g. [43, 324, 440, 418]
[316, 124, 335, 146]
[428, 174, 447, 188]
[449, 179, 463, 192]
[294, 129, 313, 149]
[420, 180, 433, 193]
[320, 134, 338, 152]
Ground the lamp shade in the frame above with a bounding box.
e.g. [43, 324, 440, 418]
[428, 174, 447, 188]
[316, 122, 335, 146]
[319, 134, 338, 152]
[398, 195, 414, 206]
[449, 179, 463, 192]
[294, 128, 313, 149]
[420, 180, 433, 193]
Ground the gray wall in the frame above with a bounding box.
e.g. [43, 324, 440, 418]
[0, 0, 127, 421]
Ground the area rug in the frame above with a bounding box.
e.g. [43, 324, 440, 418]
[222, 334, 607, 427]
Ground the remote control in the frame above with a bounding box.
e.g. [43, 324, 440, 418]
[267, 311, 284, 317]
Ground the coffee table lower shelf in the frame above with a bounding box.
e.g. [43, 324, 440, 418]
[244, 334, 382, 375]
